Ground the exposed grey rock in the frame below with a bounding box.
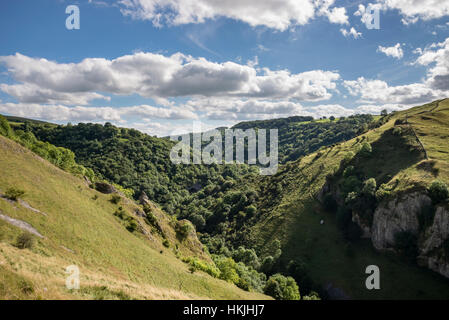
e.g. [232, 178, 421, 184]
[371, 192, 430, 250]
[139, 191, 150, 205]
[419, 206, 449, 278]
[352, 212, 371, 238]
[0, 212, 44, 238]
[18, 199, 47, 216]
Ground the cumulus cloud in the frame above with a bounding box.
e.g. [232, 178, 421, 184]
[343, 77, 444, 105]
[118, 0, 316, 31]
[316, 0, 349, 25]
[0, 52, 340, 104]
[355, 103, 412, 114]
[377, 0, 449, 24]
[340, 27, 362, 39]
[118, 0, 351, 30]
[0, 83, 109, 105]
[0, 103, 198, 123]
[415, 38, 449, 91]
[377, 43, 404, 59]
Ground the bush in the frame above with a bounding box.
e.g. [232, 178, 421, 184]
[113, 207, 138, 233]
[176, 221, 193, 240]
[126, 219, 138, 232]
[15, 232, 34, 249]
[260, 256, 275, 274]
[375, 184, 391, 201]
[428, 180, 449, 204]
[232, 246, 260, 270]
[0, 115, 13, 137]
[264, 274, 300, 300]
[5, 187, 25, 201]
[110, 194, 121, 204]
[183, 257, 221, 278]
[162, 239, 170, 248]
[359, 142, 372, 157]
[362, 178, 377, 196]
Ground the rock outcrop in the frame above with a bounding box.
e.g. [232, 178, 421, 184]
[94, 182, 117, 194]
[371, 192, 431, 250]
[419, 205, 449, 278]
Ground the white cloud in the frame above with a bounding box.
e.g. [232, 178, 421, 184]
[340, 27, 362, 39]
[355, 103, 412, 114]
[415, 38, 449, 90]
[377, 43, 404, 59]
[316, 0, 349, 25]
[344, 77, 444, 105]
[377, 0, 449, 24]
[0, 103, 198, 123]
[118, 0, 316, 31]
[0, 52, 340, 104]
[0, 83, 109, 106]
[118, 0, 352, 30]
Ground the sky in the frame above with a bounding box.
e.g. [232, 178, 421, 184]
[0, 0, 449, 136]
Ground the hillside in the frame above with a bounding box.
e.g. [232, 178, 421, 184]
[245, 99, 449, 299]
[0, 134, 268, 300]
[2, 99, 449, 300]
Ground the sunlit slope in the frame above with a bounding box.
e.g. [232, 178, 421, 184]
[249, 99, 449, 299]
[0, 135, 268, 300]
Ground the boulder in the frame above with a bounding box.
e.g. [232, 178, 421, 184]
[94, 182, 117, 194]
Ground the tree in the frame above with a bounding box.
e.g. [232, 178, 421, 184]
[381, 109, 388, 116]
[428, 180, 449, 204]
[359, 142, 372, 157]
[264, 274, 300, 300]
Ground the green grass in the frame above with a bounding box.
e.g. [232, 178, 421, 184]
[0, 135, 268, 300]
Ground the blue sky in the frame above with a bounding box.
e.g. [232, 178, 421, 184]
[0, 0, 448, 136]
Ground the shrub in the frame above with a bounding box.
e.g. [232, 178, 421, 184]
[183, 257, 221, 278]
[110, 194, 121, 204]
[162, 239, 170, 248]
[428, 180, 449, 204]
[214, 256, 240, 284]
[232, 246, 260, 270]
[126, 219, 138, 232]
[342, 151, 355, 166]
[113, 207, 138, 233]
[15, 232, 34, 249]
[264, 274, 300, 300]
[5, 187, 25, 201]
[343, 165, 355, 178]
[362, 178, 377, 196]
[342, 175, 361, 194]
[176, 221, 193, 240]
[359, 142, 372, 157]
[375, 184, 391, 201]
[260, 256, 275, 274]
[0, 115, 13, 137]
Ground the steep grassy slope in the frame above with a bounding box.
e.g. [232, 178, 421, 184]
[246, 99, 449, 299]
[0, 135, 268, 300]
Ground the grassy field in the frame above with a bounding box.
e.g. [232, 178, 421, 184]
[0, 135, 268, 300]
[249, 99, 449, 299]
